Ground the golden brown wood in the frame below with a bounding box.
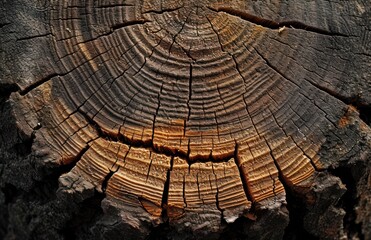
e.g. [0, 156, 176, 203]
[18, 0, 364, 225]
[1, 0, 370, 238]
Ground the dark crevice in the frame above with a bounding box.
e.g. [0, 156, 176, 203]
[112, 19, 151, 31]
[211, 165, 224, 218]
[13, 131, 35, 156]
[96, 3, 134, 9]
[0, 22, 11, 28]
[242, 88, 316, 239]
[19, 73, 60, 96]
[189, 150, 235, 167]
[268, 161, 318, 239]
[181, 44, 197, 62]
[357, 104, 371, 126]
[304, 78, 371, 126]
[329, 165, 365, 240]
[0, 83, 20, 97]
[266, 142, 289, 189]
[277, 178, 318, 239]
[214, 181, 224, 223]
[282, 188, 320, 240]
[0, 83, 20, 104]
[77, 109, 106, 137]
[233, 142, 254, 203]
[71, 145, 90, 167]
[186, 139, 191, 164]
[264, 139, 318, 240]
[208, 6, 348, 37]
[146, 153, 153, 182]
[77, 108, 236, 165]
[60, 145, 90, 174]
[142, 6, 183, 15]
[2, 183, 19, 204]
[160, 156, 174, 221]
[101, 169, 117, 193]
[145, 221, 171, 240]
[167, 11, 189, 55]
[16, 33, 52, 41]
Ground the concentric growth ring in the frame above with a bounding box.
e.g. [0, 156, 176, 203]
[36, 0, 345, 230]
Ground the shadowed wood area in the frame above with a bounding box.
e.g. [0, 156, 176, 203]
[0, 0, 370, 239]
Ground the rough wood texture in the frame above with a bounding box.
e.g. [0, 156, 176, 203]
[0, 0, 370, 239]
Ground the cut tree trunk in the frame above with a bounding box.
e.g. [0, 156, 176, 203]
[0, 1, 370, 240]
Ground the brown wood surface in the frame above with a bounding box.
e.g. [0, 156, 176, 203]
[0, 0, 370, 239]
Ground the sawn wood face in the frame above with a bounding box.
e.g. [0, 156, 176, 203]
[6, 0, 370, 234]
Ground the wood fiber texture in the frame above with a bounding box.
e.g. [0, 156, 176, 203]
[0, 0, 370, 239]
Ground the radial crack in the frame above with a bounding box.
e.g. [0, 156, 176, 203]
[212, 166, 223, 216]
[112, 19, 151, 31]
[142, 6, 183, 15]
[19, 73, 61, 95]
[101, 169, 118, 193]
[152, 84, 163, 144]
[208, 6, 348, 37]
[233, 142, 254, 202]
[133, 35, 165, 77]
[110, 144, 122, 171]
[61, 144, 91, 173]
[206, 15, 227, 53]
[57, 52, 135, 127]
[61, 123, 90, 146]
[161, 156, 174, 219]
[214, 112, 221, 142]
[267, 167, 278, 202]
[146, 152, 153, 182]
[266, 105, 321, 172]
[264, 137, 290, 189]
[304, 78, 371, 122]
[96, 4, 134, 9]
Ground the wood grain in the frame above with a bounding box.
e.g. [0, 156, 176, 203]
[1, 0, 370, 238]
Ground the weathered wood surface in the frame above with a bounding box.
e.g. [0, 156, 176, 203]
[0, 0, 370, 239]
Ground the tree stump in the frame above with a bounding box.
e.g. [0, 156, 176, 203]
[0, 1, 370, 239]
